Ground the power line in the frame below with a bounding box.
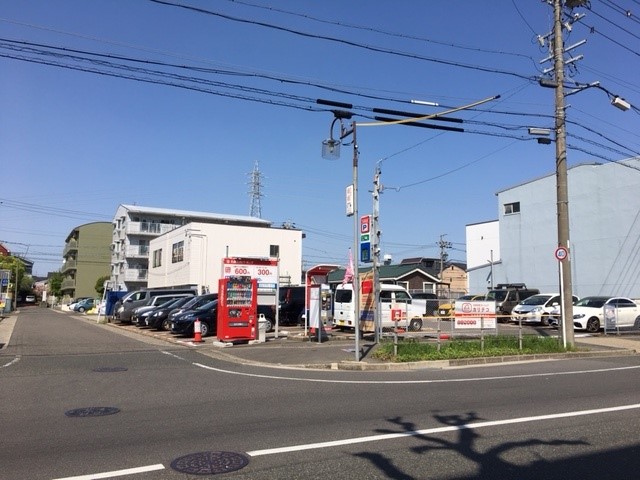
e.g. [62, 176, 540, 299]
[148, 0, 535, 81]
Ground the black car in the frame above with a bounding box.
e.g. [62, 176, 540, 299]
[146, 296, 194, 330]
[171, 300, 218, 337]
[167, 293, 218, 326]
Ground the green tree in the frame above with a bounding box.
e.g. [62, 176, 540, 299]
[95, 275, 111, 296]
[0, 256, 25, 300]
[48, 272, 63, 298]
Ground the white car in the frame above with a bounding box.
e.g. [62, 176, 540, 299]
[570, 296, 640, 333]
[511, 293, 579, 325]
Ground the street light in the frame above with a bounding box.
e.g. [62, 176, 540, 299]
[318, 95, 500, 360]
[320, 106, 361, 361]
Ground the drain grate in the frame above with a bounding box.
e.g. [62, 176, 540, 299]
[170, 451, 249, 475]
[93, 367, 128, 372]
[65, 407, 121, 418]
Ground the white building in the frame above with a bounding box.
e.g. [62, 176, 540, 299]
[147, 222, 303, 293]
[111, 204, 302, 291]
[467, 158, 640, 298]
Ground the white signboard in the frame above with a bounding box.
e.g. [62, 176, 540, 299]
[604, 304, 617, 330]
[222, 257, 278, 290]
[454, 300, 497, 329]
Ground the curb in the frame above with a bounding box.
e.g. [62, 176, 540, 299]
[61, 311, 640, 371]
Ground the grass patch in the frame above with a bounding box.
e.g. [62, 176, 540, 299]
[372, 335, 576, 362]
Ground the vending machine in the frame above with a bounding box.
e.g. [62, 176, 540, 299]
[217, 276, 258, 342]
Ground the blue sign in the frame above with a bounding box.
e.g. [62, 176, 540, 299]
[360, 242, 371, 263]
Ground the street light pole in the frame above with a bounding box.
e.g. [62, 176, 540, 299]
[553, 0, 575, 346]
[350, 121, 360, 360]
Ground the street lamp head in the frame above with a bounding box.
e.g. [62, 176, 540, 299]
[322, 138, 341, 160]
[611, 96, 630, 111]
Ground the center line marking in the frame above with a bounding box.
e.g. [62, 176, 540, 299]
[247, 403, 640, 457]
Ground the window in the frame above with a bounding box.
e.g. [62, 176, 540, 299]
[380, 291, 392, 303]
[171, 241, 184, 263]
[270, 245, 280, 258]
[504, 202, 520, 215]
[152, 249, 162, 268]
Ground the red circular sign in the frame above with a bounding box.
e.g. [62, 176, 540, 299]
[555, 246, 568, 261]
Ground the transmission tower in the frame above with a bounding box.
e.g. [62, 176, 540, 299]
[248, 160, 264, 218]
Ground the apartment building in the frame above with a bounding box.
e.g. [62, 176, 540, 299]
[110, 204, 301, 292]
[61, 222, 112, 300]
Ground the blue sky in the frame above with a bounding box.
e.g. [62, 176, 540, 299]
[2, 0, 639, 277]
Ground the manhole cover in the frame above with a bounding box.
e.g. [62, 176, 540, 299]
[170, 451, 249, 475]
[93, 367, 128, 372]
[65, 407, 121, 417]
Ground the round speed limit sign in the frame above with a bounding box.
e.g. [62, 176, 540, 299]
[554, 246, 568, 261]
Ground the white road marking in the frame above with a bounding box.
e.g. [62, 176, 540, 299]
[161, 350, 186, 361]
[52, 463, 165, 480]
[1, 356, 20, 368]
[247, 403, 640, 457]
[192, 361, 640, 384]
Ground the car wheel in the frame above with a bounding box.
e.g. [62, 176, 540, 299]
[199, 321, 210, 337]
[540, 315, 549, 326]
[634, 317, 640, 330]
[263, 317, 273, 332]
[160, 319, 171, 331]
[408, 318, 423, 332]
[586, 317, 600, 333]
[78, 307, 85, 313]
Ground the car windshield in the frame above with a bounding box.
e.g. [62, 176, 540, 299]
[575, 297, 609, 308]
[195, 300, 217, 312]
[486, 291, 508, 301]
[520, 295, 552, 306]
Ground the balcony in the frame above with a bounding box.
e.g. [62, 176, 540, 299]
[125, 222, 176, 236]
[124, 269, 148, 282]
[63, 240, 78, 257]
[125, 245, 150, 258]
[61, 278, 76, 290]
[61, 259, 77, 273]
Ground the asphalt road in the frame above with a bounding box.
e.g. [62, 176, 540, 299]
[2, 307, 640, 479]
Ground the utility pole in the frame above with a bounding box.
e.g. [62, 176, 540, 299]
[549, 0, 586, 347]
[438, 234, 452, 279]
[372, 164, 382, 343]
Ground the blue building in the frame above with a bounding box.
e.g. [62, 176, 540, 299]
[467, 157, 640, 298]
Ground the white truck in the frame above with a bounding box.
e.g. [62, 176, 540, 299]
[333, 283, 426, 332]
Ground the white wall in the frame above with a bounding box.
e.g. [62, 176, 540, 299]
[468, 158, 640, 298]
[147, 222, 303, 292]
[465, 220, 500, 270]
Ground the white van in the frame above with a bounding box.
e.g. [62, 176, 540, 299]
[333, 284, 426, 332]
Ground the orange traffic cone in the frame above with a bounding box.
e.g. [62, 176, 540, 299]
[193, 318, 203, 343]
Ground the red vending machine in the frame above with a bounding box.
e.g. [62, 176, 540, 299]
[217, 276, 258, 342]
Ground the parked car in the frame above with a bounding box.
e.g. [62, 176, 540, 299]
[437, 294, 485, 320]
[68, 297, 92, 310]
[25, 295, 36, 303]
[485, 284, 540, 322]
[511, 293, 579, 326]
[167, 293, 218, 325]
[73, 298, 96, 313]
[411, 292, 440, 317]
[171, 300, 218, 337]
[569, 296, 640, 333]
[278, 286, 305, 325]
[130, 293, 195, 327]
[146, 296, 195, 330]
[114, 287, 197, 323]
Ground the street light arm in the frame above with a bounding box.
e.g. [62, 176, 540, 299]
[356, 95, 501, 127]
